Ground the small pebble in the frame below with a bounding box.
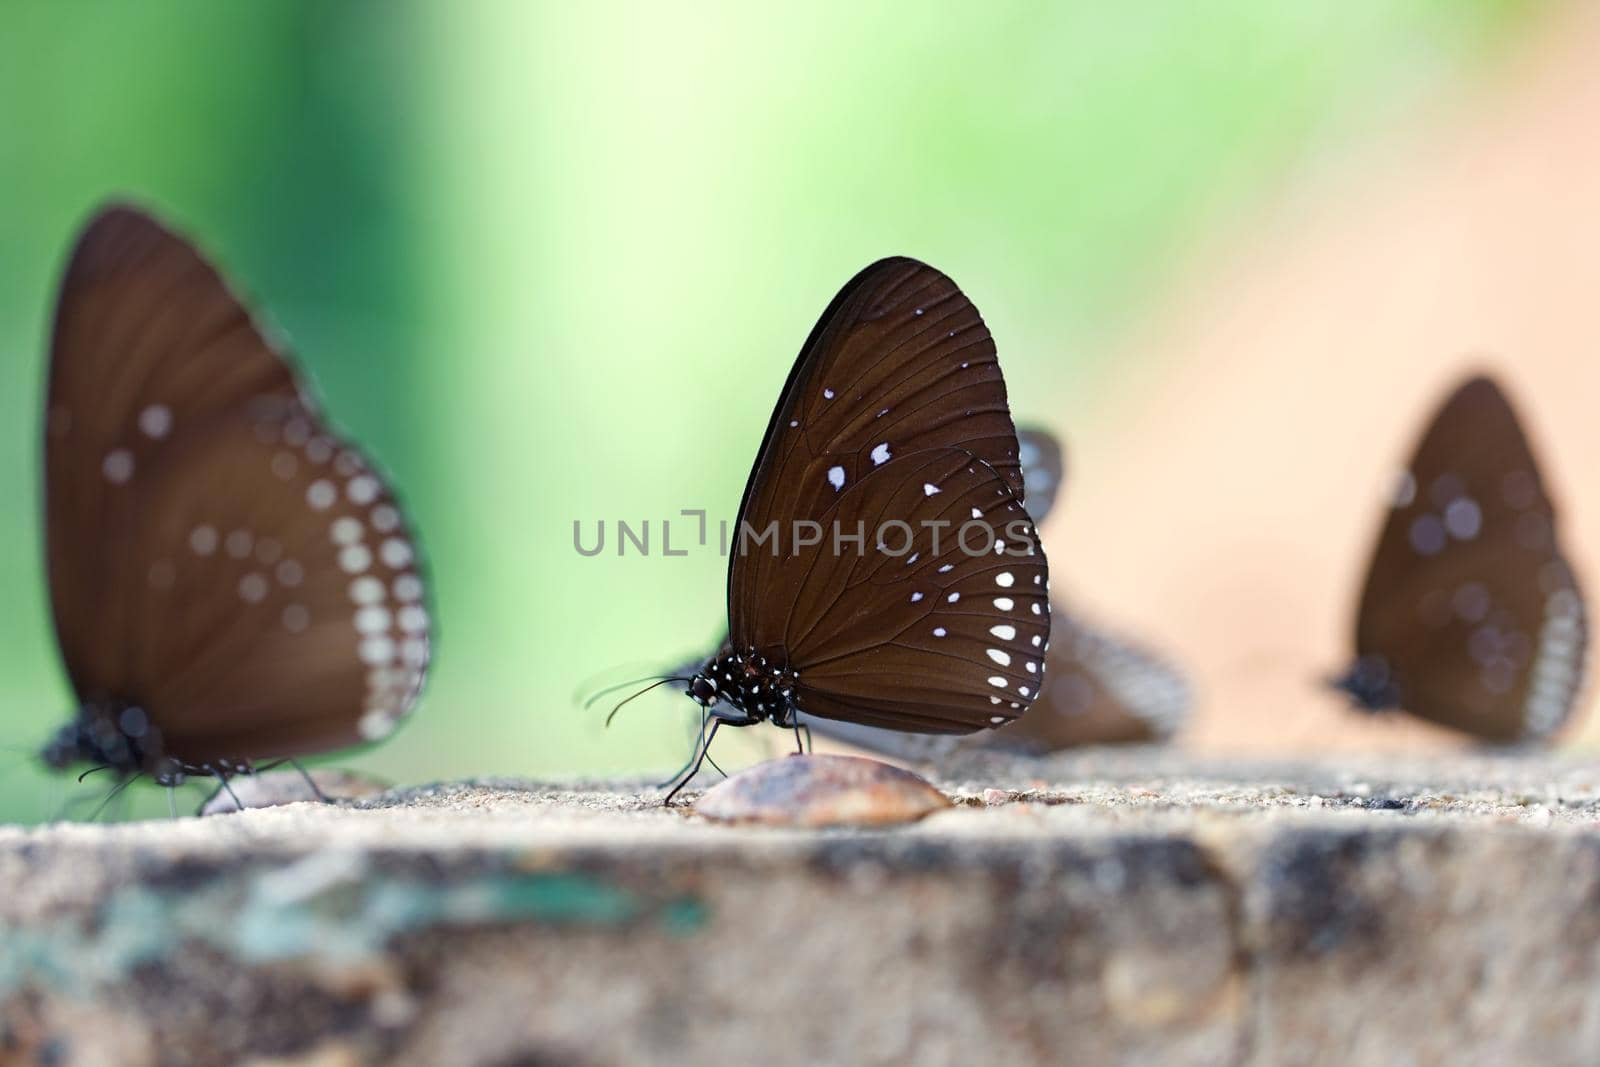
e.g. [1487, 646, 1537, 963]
[696, 754, 951, 827]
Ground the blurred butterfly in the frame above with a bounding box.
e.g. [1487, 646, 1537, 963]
[1333, 374, 1587, 741]
[667, 427, 1188, 765]
[635, 258, 1050, 799]
[38, 204, 431, 790]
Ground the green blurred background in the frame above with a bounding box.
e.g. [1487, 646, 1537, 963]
[0, 1, 1536, 821]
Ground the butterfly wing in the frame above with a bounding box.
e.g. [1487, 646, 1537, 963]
[46, 206, 303, 698]
[44, 205, 429, 764]
[1016, 427, 1065, 527]
[729, 258, 1027, 641]
[1349, 375, 1586, 740]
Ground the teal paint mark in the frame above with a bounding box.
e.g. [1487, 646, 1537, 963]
[660, 897, 710, 935]
[0, 862, 709, 994]
[487, 873, 641, 926]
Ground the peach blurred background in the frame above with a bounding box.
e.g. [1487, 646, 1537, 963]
[1055, 3, 1600, 754]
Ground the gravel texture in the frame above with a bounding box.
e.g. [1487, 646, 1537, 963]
[2, 749, 1599, 1066]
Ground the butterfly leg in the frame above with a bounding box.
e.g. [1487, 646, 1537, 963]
[663, 720, 722, 806]
[215, 771, 245, 813]
[287, 758, 329, 803]
[88, 773, 139, 822]
[656, 706, 712, 789]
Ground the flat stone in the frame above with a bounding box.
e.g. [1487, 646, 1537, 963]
[1, 750, 1598, 1066]
[694, 753, 951, 826]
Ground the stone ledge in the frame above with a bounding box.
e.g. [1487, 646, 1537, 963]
[2, 751, 1599, 1066]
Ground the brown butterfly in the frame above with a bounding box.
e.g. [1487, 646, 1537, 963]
[634, 259, 1049, 797]
[39, 204, 430, 787]
[1333, 375, 1587, 741]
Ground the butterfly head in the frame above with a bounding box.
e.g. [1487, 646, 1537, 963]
[687, 673, 721, 708]
[1331, 654, 1403, 713]
[39, 703, 164, 777]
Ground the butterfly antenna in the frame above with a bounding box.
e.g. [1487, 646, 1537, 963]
[77, 764, 112, 784]
[572, 661, 677, 707]
[583, 674, 684, 712]
[604, 677, 691, 727]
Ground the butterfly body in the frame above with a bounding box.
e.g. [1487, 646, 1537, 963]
[39, 703, 196, 783]
[688, 649, 800, 727]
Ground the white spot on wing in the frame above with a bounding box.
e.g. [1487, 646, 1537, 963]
[189, 525, 218, 556]
[990, 624, 1016, 639]
[102, 449, 134, 484]
[380, 538, 413, 568]
[355, 606, 391, 634]
[332, 517, 364, 545]
[138, 404, 172, 439]
[281, 604, 311, 633]
[1444, 497, 1483, 540]
[1409, 515, 1446, 556]
[987, 649, 1011, 666]
[871, 442, 891, 465]
[340, 545, 373, 573]
[238, 573, 269, 603]
[347, 475, 380, 505]
[827, 465, 846, 491]
[350, 576, 385, 605]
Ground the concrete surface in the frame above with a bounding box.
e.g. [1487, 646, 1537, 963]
[3, 749, 1600, 1066]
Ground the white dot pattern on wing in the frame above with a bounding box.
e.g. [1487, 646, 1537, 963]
[241, 405, 432, 742]
[1524, 587, 1586, 737]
